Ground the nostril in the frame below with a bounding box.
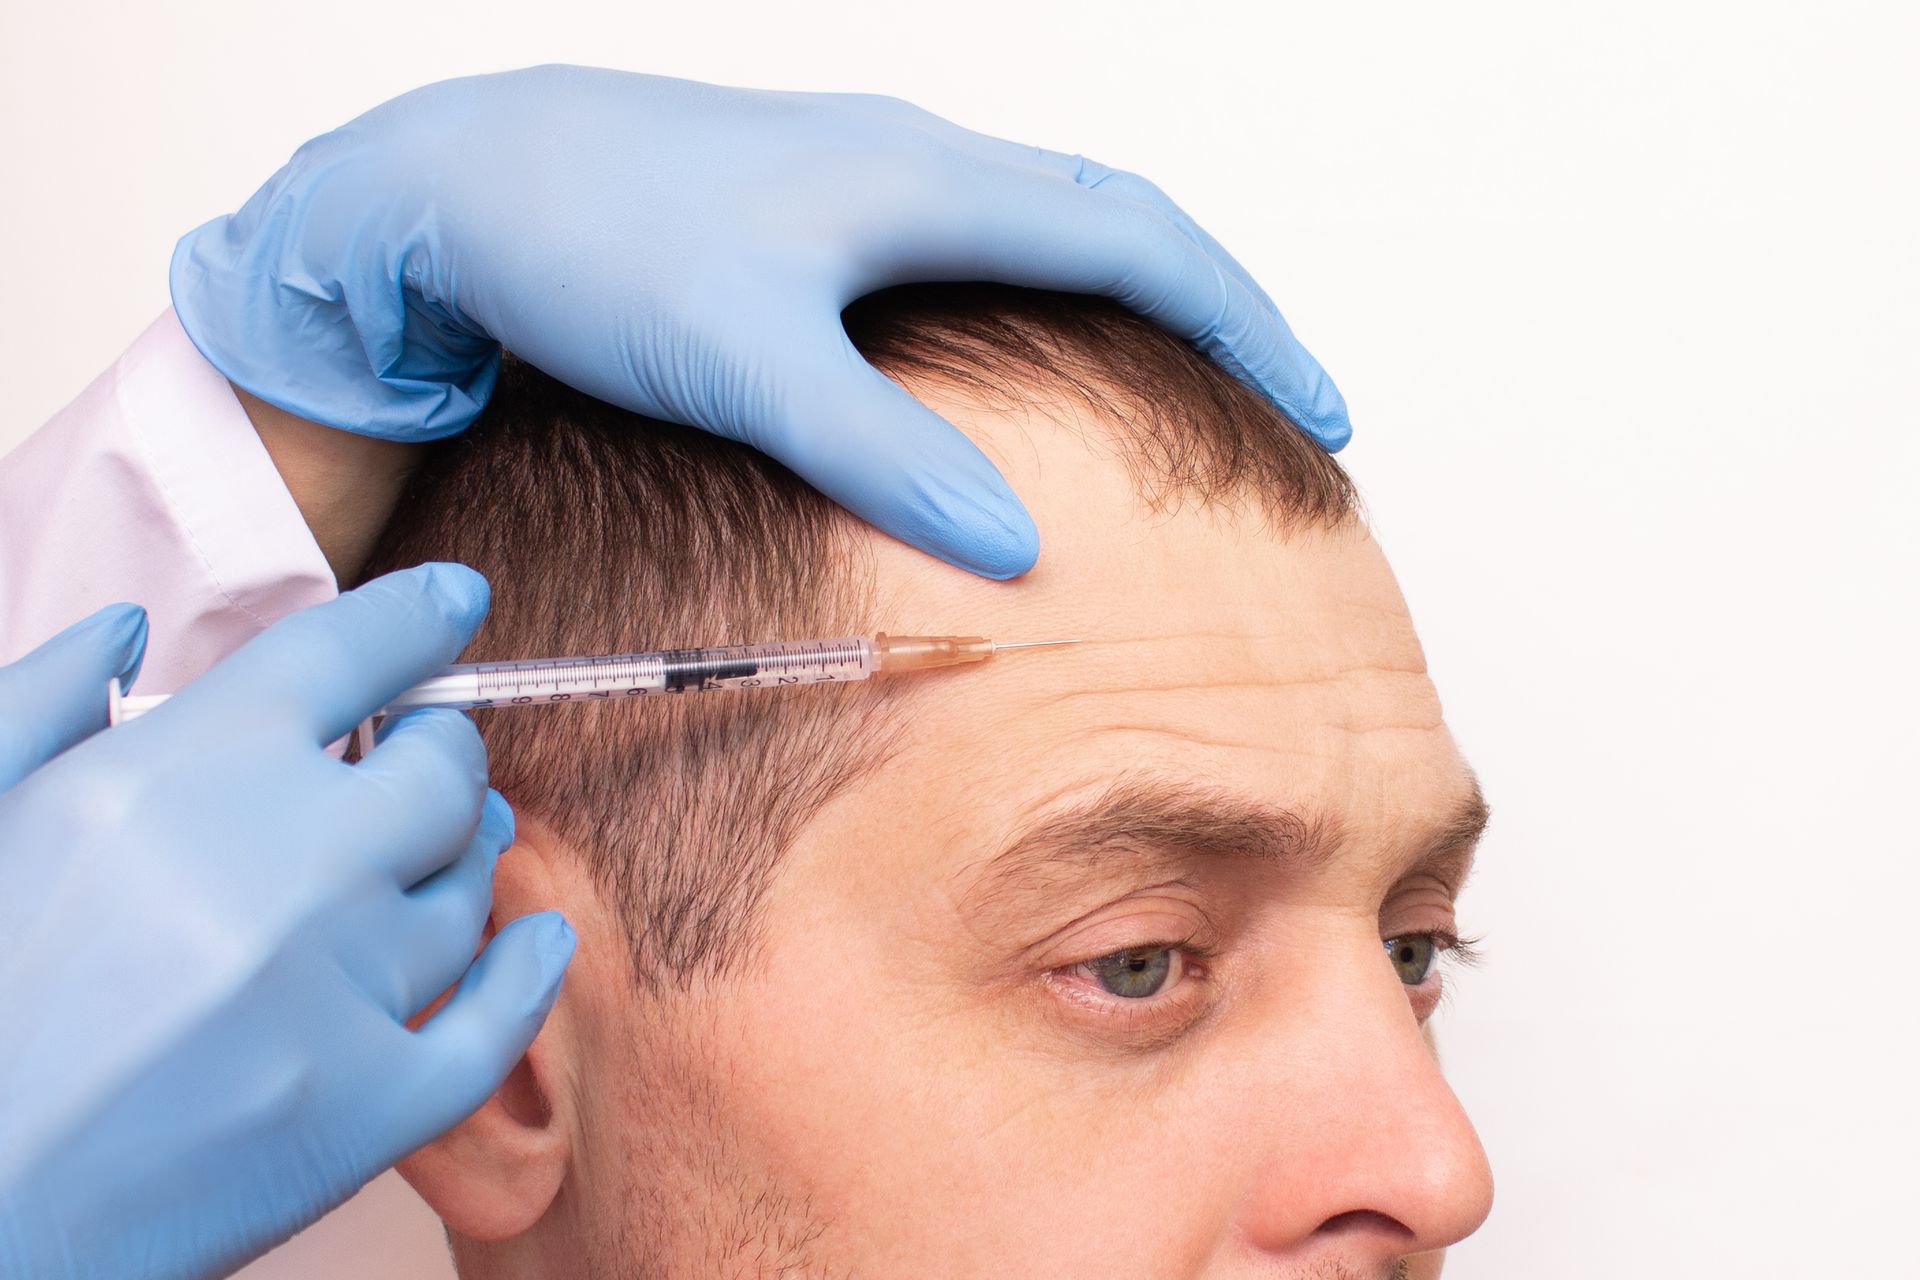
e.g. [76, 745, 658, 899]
[1315, 1208, 1415, 1240]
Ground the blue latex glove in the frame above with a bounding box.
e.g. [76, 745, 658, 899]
[0, 566, 574, 1280]
[172, 65, 1349, 580]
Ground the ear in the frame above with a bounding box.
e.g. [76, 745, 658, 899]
[398, 814, 584, 1241]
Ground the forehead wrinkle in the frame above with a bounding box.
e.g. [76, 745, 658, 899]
[1013, 667, 1443, 725]
[1055, 720, 1345, 759]
[1006, 658, 1437, 708]
[1048, 630, 1428, 673]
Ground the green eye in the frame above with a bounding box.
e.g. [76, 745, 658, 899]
[1385, 935, 1437, 985]
[1087, 947, 1175, 998]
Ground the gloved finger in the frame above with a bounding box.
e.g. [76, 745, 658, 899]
[896, 163, 1351, 450]
[164, 563, 489, 748]
[399, 910, 575, 1150]
[389, 789, 514, 1019]
[1072, 164, 1281, 318]
[760, 337, 1039, 578]
[919, 132, 1286, 317]
[349, 706, 489, 887]
[0, 603, 148, 793]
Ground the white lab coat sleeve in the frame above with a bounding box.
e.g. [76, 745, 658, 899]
[0, 309, 337, 682]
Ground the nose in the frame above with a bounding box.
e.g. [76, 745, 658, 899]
[1231, 930, 1494, 1265]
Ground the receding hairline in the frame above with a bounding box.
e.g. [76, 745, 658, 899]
[847, 285, 1360, 533]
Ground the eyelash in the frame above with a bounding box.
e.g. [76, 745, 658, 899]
[1411, 930, 1483, 969]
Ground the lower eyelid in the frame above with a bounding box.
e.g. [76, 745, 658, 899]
[1406, 975, 1446, 1022]
[1406, 947, 1473, 1021]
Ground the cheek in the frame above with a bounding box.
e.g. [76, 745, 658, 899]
[703, 886, 1253, 1274]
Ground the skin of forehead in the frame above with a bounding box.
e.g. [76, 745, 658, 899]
[783, 379, 1473, 906]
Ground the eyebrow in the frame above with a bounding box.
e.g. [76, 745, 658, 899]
[967, 773, 1489, 907]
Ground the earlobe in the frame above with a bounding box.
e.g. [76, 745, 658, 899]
[399, 815, 578, 1241]
[397, 1038, 570, 1240]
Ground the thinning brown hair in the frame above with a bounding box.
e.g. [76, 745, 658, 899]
[362, 285, 1357, 990]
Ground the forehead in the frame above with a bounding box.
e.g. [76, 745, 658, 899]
[799, 383, 1473, 886]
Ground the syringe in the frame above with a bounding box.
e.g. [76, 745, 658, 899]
[106, 633, 1080, 726]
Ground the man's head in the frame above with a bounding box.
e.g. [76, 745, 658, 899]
[367, 285, 1492, 1278]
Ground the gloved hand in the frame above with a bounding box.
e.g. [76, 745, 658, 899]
[0, 566, 574, 1280]
[172, 65, 1349, 580]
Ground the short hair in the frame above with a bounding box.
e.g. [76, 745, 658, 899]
[362, 285, 1356, 991]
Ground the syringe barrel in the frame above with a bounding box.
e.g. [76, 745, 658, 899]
[388, 638, 882, 711]
[644, 638, 878, 694]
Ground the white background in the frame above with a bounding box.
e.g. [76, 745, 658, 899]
[4, 1, 1916, 1275]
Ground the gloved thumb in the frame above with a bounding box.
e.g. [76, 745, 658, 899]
[396, 910, 576, 1158]
[0, 603, 148, 793]
[763, 339, 1040, 579]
